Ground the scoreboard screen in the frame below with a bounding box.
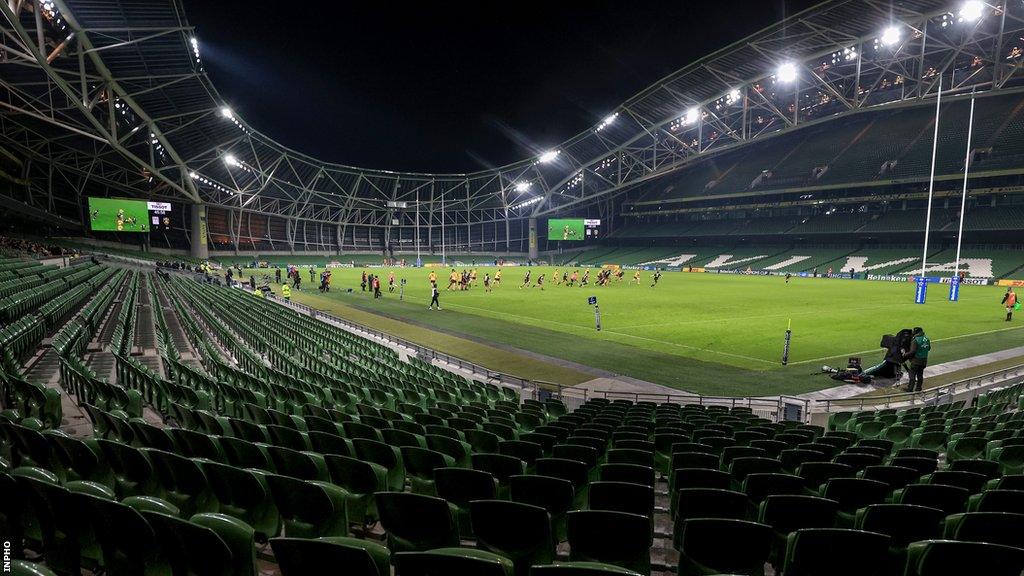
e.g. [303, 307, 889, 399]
[88, 197, 173, 232]
[547, 218, 600, 241]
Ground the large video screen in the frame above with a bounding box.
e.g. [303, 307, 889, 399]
[547, 218, 600, 241]
[88, 197, 172, 233]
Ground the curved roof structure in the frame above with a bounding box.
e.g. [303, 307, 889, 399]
[2, 0, 1023, 229]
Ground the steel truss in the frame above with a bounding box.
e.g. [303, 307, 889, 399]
[2, 0, 1024, 248]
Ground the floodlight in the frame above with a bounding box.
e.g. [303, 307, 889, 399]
[224, 154, 238, 166]
[684, 107, 700, 125]
[190, 37, 198, 47]
[220, 107, 233, 119]
[602, 113, 617, 125]
[728, 88, 741, 102]
[880, 25, 901, 46]
[959, 0, 984, 21]
[515, 181, 531, 192]
[538, 150, 560, 163]
[776, 62, 798, 83]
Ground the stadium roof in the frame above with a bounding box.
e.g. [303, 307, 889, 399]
[2, 0, 1023, 227]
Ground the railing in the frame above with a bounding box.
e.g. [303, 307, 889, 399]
[524, 378, 811, 422]
[814, 363, 1024, 413]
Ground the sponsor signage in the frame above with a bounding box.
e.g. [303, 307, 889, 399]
[997, 279, 1024, 287]
[939, 276, 989, 286]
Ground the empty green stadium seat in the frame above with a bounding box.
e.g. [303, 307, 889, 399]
[271, 537, 390, 576]
[376, 492, 459, 553]
[676, 518, 773, 576]
[567, 510, 652, 575]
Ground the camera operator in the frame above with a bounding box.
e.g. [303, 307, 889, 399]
[903, 327, 931, 393]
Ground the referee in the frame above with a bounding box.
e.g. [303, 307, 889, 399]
[428, 281, 441, 310]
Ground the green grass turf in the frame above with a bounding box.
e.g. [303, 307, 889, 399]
[241, 265, 1024, 396]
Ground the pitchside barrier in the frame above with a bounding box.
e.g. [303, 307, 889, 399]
[814, 364, 1024, 415]
[603, 263, 996, 284]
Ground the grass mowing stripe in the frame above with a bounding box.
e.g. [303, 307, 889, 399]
[789, 324, 1024, 366]
[614, 302, 911, 331]
[444, 300, 777, 365]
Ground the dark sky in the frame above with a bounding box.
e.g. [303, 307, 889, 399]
[183, 1, 819, 173]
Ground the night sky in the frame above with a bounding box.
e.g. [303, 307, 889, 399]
[183, 1, 819, 173]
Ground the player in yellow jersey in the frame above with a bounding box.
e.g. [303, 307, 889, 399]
[553, 269, 561, 285]
[428, 270, 437, 284]
[633, 270, 642, 285]
[494, 268, 502, 287]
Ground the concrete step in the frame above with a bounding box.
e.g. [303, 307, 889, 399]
[85, 351, 117, 383]
[22, 348, 62, 387]
[134, 304, 156, 350]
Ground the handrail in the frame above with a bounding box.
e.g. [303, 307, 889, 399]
[814, 363, 1024, 413]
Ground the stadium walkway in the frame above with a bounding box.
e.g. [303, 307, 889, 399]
[574, 345, 1024, 406]
[798, 345, 1024, 402]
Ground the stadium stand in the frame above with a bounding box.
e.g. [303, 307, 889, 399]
[630, 93, 1024, 207]
[613, 201, 1024, 243]
[957, 206, 1024, 231]
[739, 215, 802, 235]
[788, 212, 871, 235]
[7, 257, 1024, 575]
[859, 210, 953, 233]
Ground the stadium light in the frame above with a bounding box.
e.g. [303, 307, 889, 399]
[224, 154, 238, 166]
[880, 25, 901, 46]
[776, 62, 798, 83]
[684, 107, 700, 125]
[220, 107, 233, 119]
[959, 0, 984, 22]
[727, 88, 742, 104]
[596, 112, 618, 131]
[514, 181, 531, 192]
[538, 150, 560, 164]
